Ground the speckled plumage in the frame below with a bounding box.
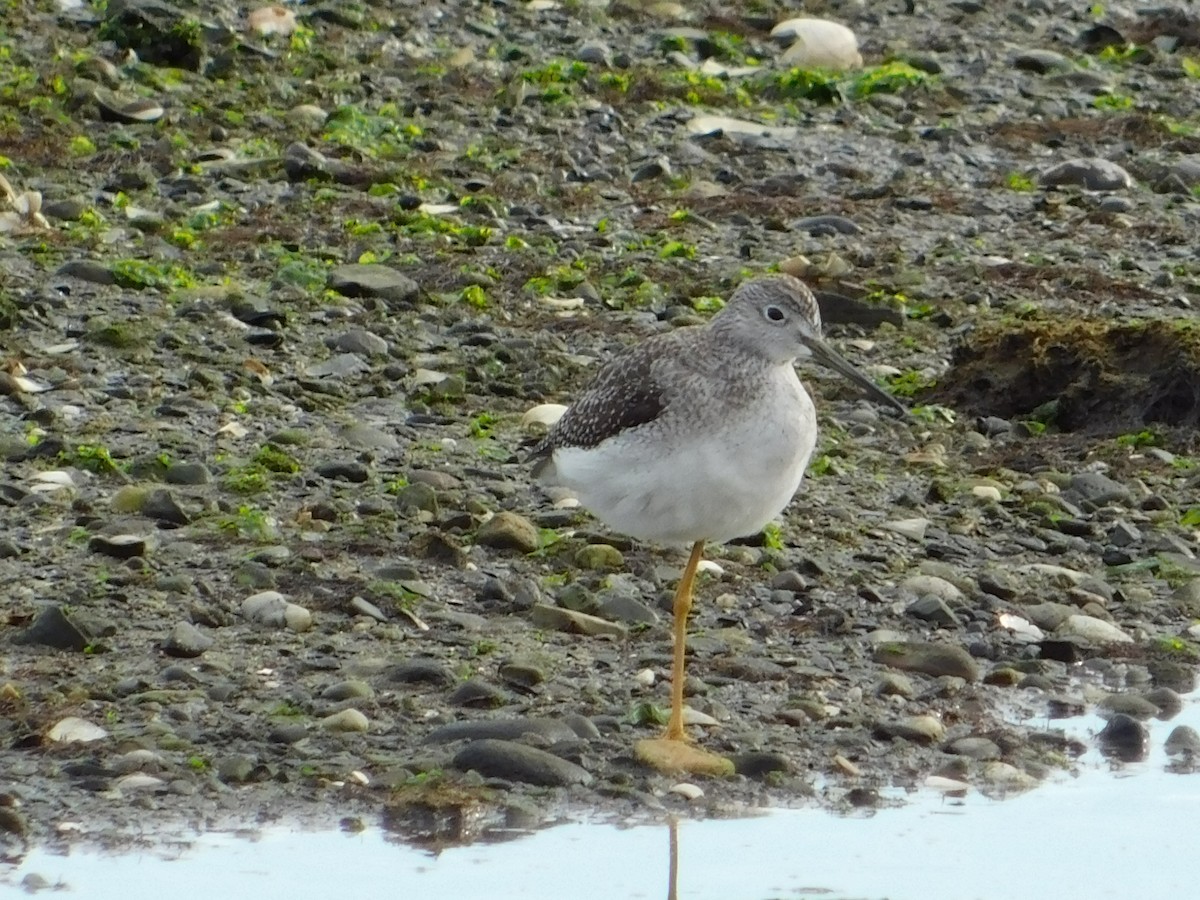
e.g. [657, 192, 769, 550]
[533, 273, 900, 545]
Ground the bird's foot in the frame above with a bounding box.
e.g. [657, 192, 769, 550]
[634, 736, 734, 777]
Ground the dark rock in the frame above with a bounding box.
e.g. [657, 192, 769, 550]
[448, 678, 509, 708]
[141, 489, 189, 525]
[1098, 713, 1149, 762]
[731, 751, 790, 778]
[316, 461, 369, 482]
[164, 462, 211, 485]
[12, 605, 88, 651]
[425, 717, 579, 745]
[452, 739, 592, 786]
[88, 534, 147, 559]
[385, 659, 457, 687]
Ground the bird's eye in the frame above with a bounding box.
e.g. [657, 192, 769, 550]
[764, 305, 786, 323]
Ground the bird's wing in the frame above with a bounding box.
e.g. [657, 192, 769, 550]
[532, 339, 670, 467]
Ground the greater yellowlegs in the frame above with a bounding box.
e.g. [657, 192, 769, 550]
[531, 273, 904, 774]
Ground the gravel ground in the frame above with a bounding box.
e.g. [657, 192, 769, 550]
[4, 0, 1200, 854]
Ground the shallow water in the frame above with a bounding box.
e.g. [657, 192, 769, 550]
[5, 702, 1197, 900]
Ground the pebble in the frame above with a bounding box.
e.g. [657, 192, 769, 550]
[1164, 726, 1200, 756]
[946, 737, 1002, 760]
[575, 543, 625, 570]
[13, 605, 88, 651]
[731, 752, 789, 778]
[163, 622, 213, 658]
[449, 678, 509, 708]
[771, 17, 862, 70]
[1098, 713, 1148, 762]
[498, 661, 546, 690]
[321, 709, 370, 733]
[874, 672, 916, 698]
[529, 603, 628, 638]
[882, 518, 929, 541]
[349, 596, 389, 622]
[241, 590, 314, 632]
[1056, 615, 1132, 644]
[906, 596, 960, 627]
[46, 717, 108, 744]
[88, 534, 148, 559]
[327, 264, 419, 306]
[900, 574, 966, 605]
[874, 715, 945, 745]
[453, 739, 593, 787]
[1039, 158, 1132, 192]
[321, 681, 375, 702]
[873, 641, 980, 681]
[386, 659, 456, 686]
[980, 762, 1038, 791]
[476, 511, 541, 553]
[425, 717, 580, 745]
[1064, 471, 1132, 506]
[668, 782, 704, 800]
[1012, 48, 1072, 74]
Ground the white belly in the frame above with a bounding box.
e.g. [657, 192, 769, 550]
[549, 376, 817, 544]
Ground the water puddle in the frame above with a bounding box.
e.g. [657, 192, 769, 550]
[4, 701, 1197, 900]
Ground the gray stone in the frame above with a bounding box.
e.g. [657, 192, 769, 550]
[1109, 520, 1142, 547]
[321, 680, 375, 702]
[1064, 471, 1132, 505]
[530, 603, 628, 638]
[331, 328, 389, 356]
[328, 264, 419, 305]
[304, 353, 370, 379]
[1012, 48, 1072, 74]
[874, 641, 980, 681]
[385, 659, 456, 687]
[1164, 725, 1200, 756]
[453, 739, 592, 787]
[165, 462, 211, 485]
[13, 605, 88, 651]
[498, 661, 547, 690]
[1039, 158, 1132, 191]
[595, 592, 659, 626]
[449, 678, 509, 708]
[946, 737, 1002, 760]
[424, 717, 580, 745]
[906, 595, 961, 627]
[163, 621, 213, 658]
[349, 596, 389, 622]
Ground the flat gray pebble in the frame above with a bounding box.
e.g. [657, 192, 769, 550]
[453, 739, 592, 787]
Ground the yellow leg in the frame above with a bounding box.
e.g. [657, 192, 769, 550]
[665, 540, 705, 741]
[634, 540, 734, 777]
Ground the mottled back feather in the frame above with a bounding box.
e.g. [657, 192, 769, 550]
[530, 338, 670, 474]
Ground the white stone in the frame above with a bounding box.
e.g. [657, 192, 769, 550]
[1058, 614, 1133, 644]
[669, 782, 705, 800]
[900, 574, 965, 605]
[687, 115, 799, 142]
[635, 668, 656, 687]
[522, 403, 568, 429]
[114, 773, 166, 792]
[772, 18, 862, 71]
[971, 485, 1003, 503]
[882, 518, 929, 540]
[681, 707, 719, 727]
[47, 717, 108, 744]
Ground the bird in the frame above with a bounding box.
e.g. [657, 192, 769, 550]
[530, 273, 906, 774]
